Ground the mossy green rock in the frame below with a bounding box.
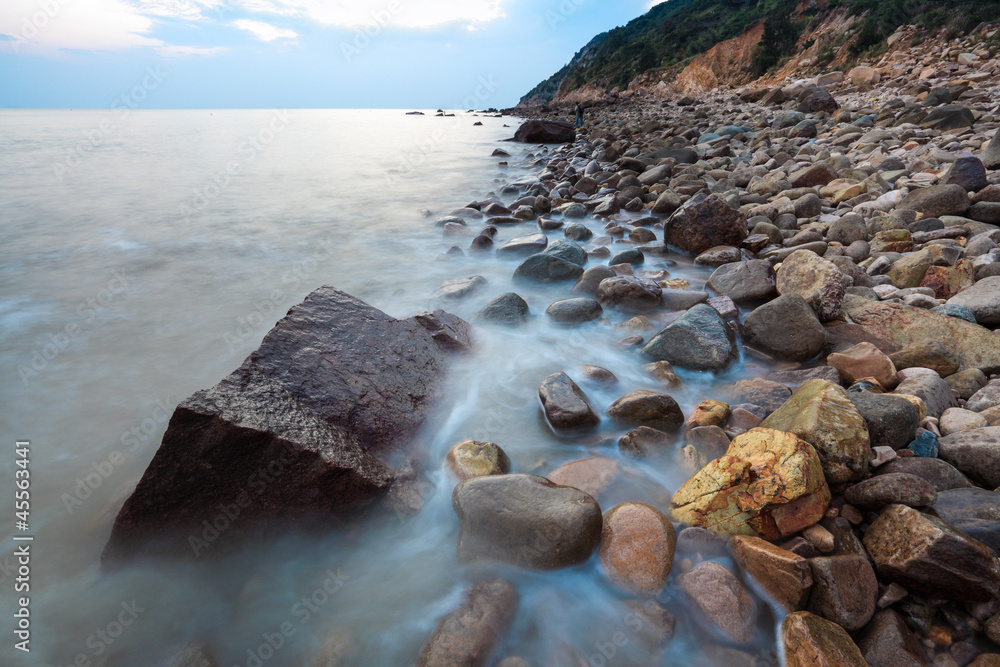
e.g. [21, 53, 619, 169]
[447, 441, 512, 481]
[887, 249, 932, 288]
[761, 379, 871, 484]
[782, 611, 867, 667]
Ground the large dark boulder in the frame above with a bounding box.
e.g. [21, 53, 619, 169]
[641, 304, 738, 371]
[512, 119, 575, 143]
[103, 287, 470, 563]
[662, 190, 747, 255]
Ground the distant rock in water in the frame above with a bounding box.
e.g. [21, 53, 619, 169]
[102, 287, 471, 563]
[511, 120, 575, 143]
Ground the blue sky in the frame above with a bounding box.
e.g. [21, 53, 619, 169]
[0, 0, 660, 108]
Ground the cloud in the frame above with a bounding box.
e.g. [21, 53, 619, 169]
[0, 0, 163, 53]
[138, 0, 208, 20]
[232, 18, 297, 41]
[0, 0, 510, 57]
[156, 44, 228, 56]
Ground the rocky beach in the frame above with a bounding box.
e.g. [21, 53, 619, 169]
[112, 21, 1000, 667]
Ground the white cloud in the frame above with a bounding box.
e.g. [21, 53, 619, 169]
[157, 44, 228, 55]
[0, 0, 162, 53]
[0, 0, 509, 57]
[232, 18, 297, 41]
[139, 0, 207, 20]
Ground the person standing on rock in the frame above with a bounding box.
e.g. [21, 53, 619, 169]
[574, 103, 584, 128]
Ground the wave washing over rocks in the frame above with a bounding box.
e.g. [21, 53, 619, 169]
[120, 83, 1000, 665]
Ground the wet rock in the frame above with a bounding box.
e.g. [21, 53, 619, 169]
[416, 579, 517, 667]
[474, 293, 530, 327]
[618, 426, 674, 457]
[547, 456, 620, 499]
[889, 340, 961, 377]
[538, 372, 600, 431]
[447, 441, 512, 481]
[662, 191, 748, 255]
[680, 561, 758, 645]
[104, 288, 469, 562]
[671, 428, 830, 539]
[512, 120, 574, 143]
[863, 503, 1000, 601]
[722, 378, 791, 415]
[513, 254, 584, 284]
[572, 265, 616, 295]
[937, 426, 1000, 488]
[706, 259, 777, 302]
[599, 502, 676, 596]
[541, 239, 587, 266]
[781, 611, 867, 667]
[624, 599, 676, 649]
[948, 276, 1000, 325]
[453, 474, 602, 569]
[835, 296, 1000, 373]
[857, 609, 929, 667]
[844, 473, 937, 508]
[898, 184, 971, 218]
[828, 342, 898, 389]
[577, 364, 618, 387]
[807, 554, 878, 631]
[762, 379, 871, 484]
[894, 373, 959, 419]
[695, 246, 741, 268]
[563, 223, 592, 242]
[729, 535, 813, 612]
[776, 249, 850, 322]
[498, 234, 548, 257]
[609, 248, 644, 266]
[545, 297, 603, 324]
[641, 304, 738, 371]
[932, 488, 1000, 554]
[847, 392, 919, 451]
[595, 276, 661, 313]
[434, 275, 488, 300]
[606, 390, 684, 432]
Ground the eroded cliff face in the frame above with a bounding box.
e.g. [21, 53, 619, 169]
[536, 0, 861, 105]
[674, 22, 765, 95]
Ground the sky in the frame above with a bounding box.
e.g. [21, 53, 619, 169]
[0, 0, 662, 108]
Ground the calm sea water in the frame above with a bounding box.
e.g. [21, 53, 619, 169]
[0, 109, 769, 666]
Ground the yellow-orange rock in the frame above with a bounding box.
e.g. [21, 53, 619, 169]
[671, 428, 830, 539]
[684, 399, 730, 432]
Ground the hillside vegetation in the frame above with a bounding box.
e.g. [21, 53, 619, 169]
[520, 0, 1000, 105]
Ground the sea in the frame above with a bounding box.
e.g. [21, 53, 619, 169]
[0, 109, 770, 666]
